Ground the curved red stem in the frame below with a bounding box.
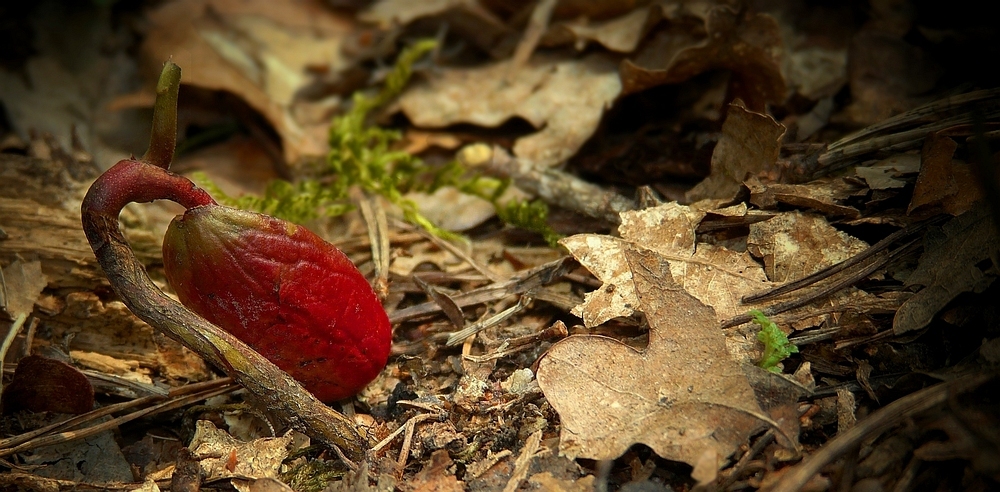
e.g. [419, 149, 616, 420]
[83, 159, 216, 217]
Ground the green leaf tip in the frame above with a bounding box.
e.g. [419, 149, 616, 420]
[751, 310, 799, 373]
[144, 61, 182, 169]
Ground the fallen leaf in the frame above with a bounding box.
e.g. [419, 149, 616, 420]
[361, 0, 511, 57]
[855, 152, 921, 190]
[1, 257, 48, 316]
[249, 478, 295, 492]
[686, 100, 786, 202]
[908, 134, 982, 216]
[841, 28, 943, 126]
[405, 186, 497, 232]
[189, 420, 293, 481]
[893, 206, 999, 335]
[142, 0, 355, 165]
[405, 449, 465, 492]
[1, 355, 94, 415]
[0, 6, 141, 167]
[541, 6, 655, 53]
[397, 52, 621, 167]
[537, 247, 772, 465]
[19, 413, 133, 483]
[562, 202, 771, 327]
[747, 211, 868, 283]
[620, 5, 786, 110]
[783, 40, 848, 101]
[747, 176, 862, 218]
[528, 472, 595, 492]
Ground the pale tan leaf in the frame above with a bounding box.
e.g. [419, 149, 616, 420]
[397, 53, 621, 167]
[894, 206, 999, 334]
[562, 202, 772, 326]
[189, 420, 293, 481]
[560, 234, 636, 327]
[2, 258, 48, 316]
[142, 0, 354, 164]
[537, 247, 769, 465]
[747, 211, 869, 283]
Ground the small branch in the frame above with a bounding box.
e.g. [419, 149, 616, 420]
[469, 145, 636, 224]
[388, 256, 574, 323]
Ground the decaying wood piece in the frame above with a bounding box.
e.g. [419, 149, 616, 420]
[0, 154, 160, 290]
[0, 153, 207, 381]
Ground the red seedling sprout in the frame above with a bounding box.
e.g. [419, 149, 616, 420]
[80, 62, 388, 461]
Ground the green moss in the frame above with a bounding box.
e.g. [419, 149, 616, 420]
[195, 40, 440, 226]
[496, 199, 563, 247]
[194, 39, 559, 244]
[751, 310, 799, 373]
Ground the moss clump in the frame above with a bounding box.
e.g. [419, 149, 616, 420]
[197, 39, 558, 243]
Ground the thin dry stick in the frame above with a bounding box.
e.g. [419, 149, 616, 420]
[395, 415, 422, 474]
[389, 256, 573, 323]
[471, 145, 636, 224]
[352, 188, 391, 300]
[826, 88, 1000, 151]
[506, 0, 557, 82]
[743, 218, 937, 303]
[0, 382, 236, 457]
[0, 313, 27, 400]
[412, 275, 465, 328]
[722, 239, 919, 328]
[770, 372, 994, 492]
[815, 88, 1000, 175]
[502, 429, 543, 492]
[447, 296, 530, 346]
[421, 230, 503, 283]
[0, 378, 232, 450]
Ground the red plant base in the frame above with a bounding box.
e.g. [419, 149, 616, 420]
[162, 205, 391, 402]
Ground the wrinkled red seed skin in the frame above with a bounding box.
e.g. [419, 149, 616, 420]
[162, 205, 391, 403]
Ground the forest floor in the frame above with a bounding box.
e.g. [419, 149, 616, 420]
[1, 1, 999, 491]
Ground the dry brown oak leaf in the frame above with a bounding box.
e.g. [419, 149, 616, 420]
[537, 247, 780, 468]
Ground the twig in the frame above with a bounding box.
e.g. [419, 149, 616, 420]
[719, 429, 776, 489]
[412, 275, 465, 329]
[0, 378, 230, 450]
[502, 430, 543, 492]
[421, 229, 503, 283]
[389, 256, 574, 323]
[352, 188, 391, 300]
[471, 145, 636, 224]
[463, 320, 568, 363]
[814, 88, 1000, 176]
[0, 379, 236, 457]
[447, 296, 530, 346]
[770, 372, 994, 492]
[0, 313, 27, 401]
[722, 238, 919, 328]
[506, 0, 557, 82]
[742, 217, 939, 303]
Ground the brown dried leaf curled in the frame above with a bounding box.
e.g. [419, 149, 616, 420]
[2, 355, 95, 415]
[894, 206, 999, 334]
[620, 5, 786, 110]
